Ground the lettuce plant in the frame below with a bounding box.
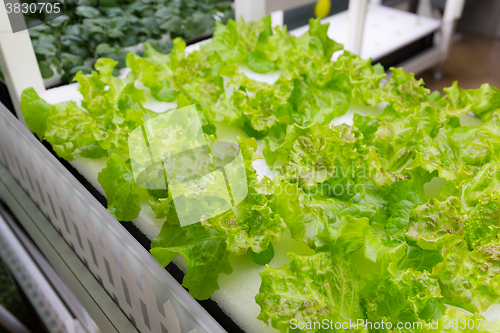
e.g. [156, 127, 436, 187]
[20, 16, 500, 332]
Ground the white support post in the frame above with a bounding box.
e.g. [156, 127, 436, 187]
[439, 0, 465, 60]
[417, 0, 434, 18]
[235, 0, 267, 22]
[346, 0, 369, 55]
[271, 10, 284, 28]
[0, 0, 45, 124]
[234, 0, 317, 22]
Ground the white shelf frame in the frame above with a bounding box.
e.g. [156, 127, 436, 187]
[234, 0, 466, 75]
[0, 0, 45, 123]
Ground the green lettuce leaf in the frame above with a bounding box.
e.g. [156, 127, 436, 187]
[460, 163, 500, 213]
[330, 52, 385, 106]
[20, 87, 52, 139]
[288, 75, 350, 127]
[363, 269, 443, 325]
[444, 82, 500, 120]
[350, 229, 407, 281]
[280, 123, 365, 191]
[384, 169, 431, 236]
[45, 102, 108, 160]
[200, 136, 285, 254]
[150, 136, 284, 261]
[406, 197, 466, 251]
[268, 179, 381, 250]
[432, 239, 500, 313]
[244, 16, 276, 73]
[150, 219, 232, 300]
[376, 67, 431, 113]
[398, 245, 443, 273]
[97, 153, 141, 221]
[464, 189, 500, 249]
[255, 249, 364, 333]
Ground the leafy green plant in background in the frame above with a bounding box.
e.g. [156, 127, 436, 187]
[1, 0, 233, 83]
[20, 15, 500, 333]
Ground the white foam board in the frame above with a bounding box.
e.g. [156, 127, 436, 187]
[289, 4, 441, 62]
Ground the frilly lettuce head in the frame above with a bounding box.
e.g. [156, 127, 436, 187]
[19, 14, 500, 332]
